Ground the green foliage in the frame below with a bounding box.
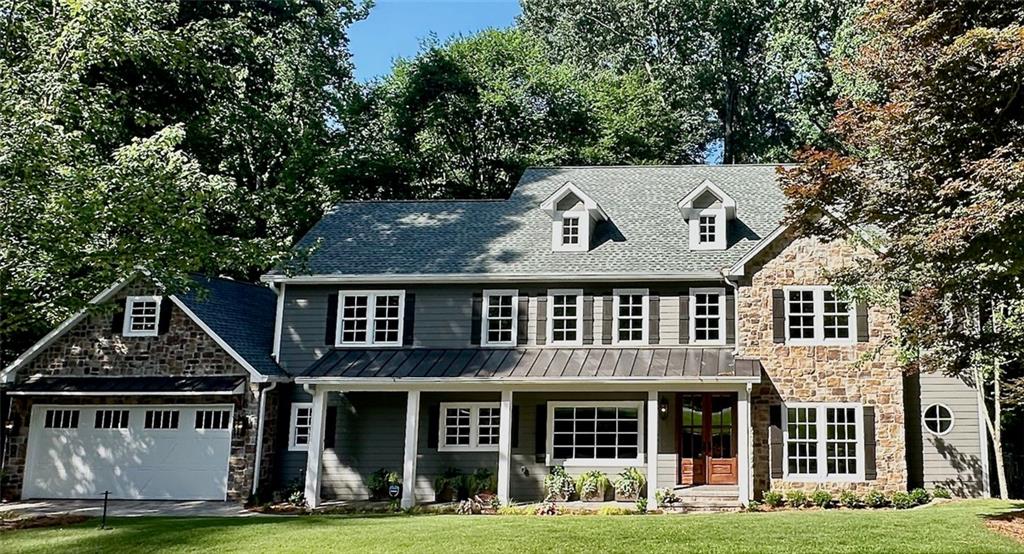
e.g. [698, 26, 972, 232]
[864, 490, 887, 509]
[762, 491, 784, 508]
[543, 466, 576, 500]
[467, 468, 498, 496]
[932, 487, 952, 500]
[909, 488, 931, 506]
[635, 497, 648, 513]
[745, 500, 763, 512]
[613, 467, 646, 499]
[785, 490, 808, 508]
[655, 488, 681, 507]
[890, 492, 915, 510]
[368, 468, 402, 500]
[433, 467, 465, 501]
[575, 470, 610, 501]
[496, 505, 533, 516]
[596, 506, 634, 516]
[811, 490, 834, 508]
[838, 490, 862, 508]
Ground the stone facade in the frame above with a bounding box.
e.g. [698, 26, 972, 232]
[1, 282, 279, 502]
[740, 233, 907, 496]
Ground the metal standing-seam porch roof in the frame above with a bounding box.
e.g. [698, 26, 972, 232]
[297, 348, 761, 383]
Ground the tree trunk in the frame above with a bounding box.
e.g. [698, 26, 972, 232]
[975, 364, 1010, 500]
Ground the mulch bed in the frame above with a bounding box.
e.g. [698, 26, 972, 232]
[0, 514, 91, 532]
[987, 512, 1024, 544]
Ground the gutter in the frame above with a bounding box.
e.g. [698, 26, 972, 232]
[251, 381, 278, 498]
[260, 271, 724, 285]
[720, 268, 741, 355]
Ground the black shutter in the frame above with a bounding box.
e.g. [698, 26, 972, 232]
[403, 293, 416, 346]
[769, 405, 783, 479]
[157, 297, 173, 334]
[772, 289, 786, 344]
[601, 295, 613, 345]
[534, 403, 547, 463]
[856, 301, 869, 342]
[324, 293, 338, 345]
[725, 292, 736, 344]
[583, 295, 594, 345]
[864, 406, 877, 480]
[111, 300, 126, 334]
[470, 292, 483, 345]
[324, 406, 337, 449]
[649, 295, 660, 344]
[427, 404, 440, 449]
[517, 296, 529, 346]
[536, 297, 547, 345]
[511, 405, 520, 449]
[679, 293, 690, 344]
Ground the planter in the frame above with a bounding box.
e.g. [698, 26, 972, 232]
[614, 491, 639, 502]
[580, 486, 609, 502]
[547, 492, 572, 502]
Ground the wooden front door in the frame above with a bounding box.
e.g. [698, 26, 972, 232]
[678, 393, 738, 486]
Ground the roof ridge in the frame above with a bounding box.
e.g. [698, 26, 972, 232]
[188, 273, 270, 292]
[524, 163, 796, 169]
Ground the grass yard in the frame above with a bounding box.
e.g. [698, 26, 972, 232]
[4, 499, 1023, 554]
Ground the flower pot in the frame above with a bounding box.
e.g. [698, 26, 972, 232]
[546, 492, 572, 502]
[614, 491, 639, 502]
[580, 486, 608, 502]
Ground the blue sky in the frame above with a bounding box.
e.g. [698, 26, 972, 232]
[349, 0, 522, 82]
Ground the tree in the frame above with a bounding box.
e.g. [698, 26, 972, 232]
[780, 0, 1024, 499]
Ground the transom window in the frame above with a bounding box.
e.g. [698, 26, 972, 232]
[123, 295, 161, 337]
[784, 287, 856, 345]
[614, 290, 647, 344]
[562, 217, 580, 245]
[483, 290, 517, 346]
[336, 291, 405, 346]
[698, 215, 716, 244]
[44, 409, 79, 429]
[924, 404, 954, 435]
[289, 403, 313, 451]
[144, 410, 179, 430]
[195, 410, 231, 430]
[439, 403, 500, 451]
[94, 409, 129, 429]
[690, 288, 725, 344]
[784, 403, 864, 481]
[549, 403, 643, 465]
[548, 290, 583, 345]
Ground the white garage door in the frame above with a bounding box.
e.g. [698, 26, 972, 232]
[23, 404, 233, 500]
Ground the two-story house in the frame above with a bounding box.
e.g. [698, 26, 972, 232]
[0, 166, 991, 508]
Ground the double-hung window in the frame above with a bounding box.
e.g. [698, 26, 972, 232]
[289, 403, 313, 451]
[613, 289, 648, 344]
[335, 290, 405, 346]
[783, 403, 864, 481]
[689, 288, 725, 345]
[548, 289, 583, 345]
[482, 290, 518, 346]
[784, 287, 856, 345]
[547, 402, 644, 466]
[123, 295, 161, 337]
[438, 403, 501, 452]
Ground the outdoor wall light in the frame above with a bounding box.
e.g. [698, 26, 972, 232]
[659, 397, 669, 419]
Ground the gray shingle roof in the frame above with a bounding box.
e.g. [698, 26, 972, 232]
[299, 347, 761, 381]
[275, 165, 790, 278]
[176, 275, 285, 377]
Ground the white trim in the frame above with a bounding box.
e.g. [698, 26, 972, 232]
[689, 287, 727, 346]
[334, 290, 406, 347]
[782, 286, 857, 346]
[437, 402, 501, 452]
[401, 390, 421, 509]
[497, 391, 513, 504]
[738, 383, 752, 505]
[781, 402, 865, 482]
[272, 283, 286, 361]
[677, 179, 737, 219]
[547, 289, 584, 346]
[122, 295, 162, 337]
[303, 387, 328, 508]
[252, 381, 278, 496]
[6, 388, 244, 397]
[612, 289, 649, 345]
[169, 297, 275, 383]
[645, 391, 659, 508]
[293, 376, 762, 389]
[540, 181, 609, 221]
[260, 272, 723, 285]
[545, 400, 645, 467]
[288, 402, 314, 452]
[689, 208, 727, 251]
[726, 224, 788, 277]
[922, 403, 955, 436]
[481, 289, 519, 347]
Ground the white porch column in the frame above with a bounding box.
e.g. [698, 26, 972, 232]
[738, 383, 752, 505]
[646, 390, 659, 509]
[401, 390, 421, 509]
[303, 385, 328, 508]
[497, 390, 513, 505]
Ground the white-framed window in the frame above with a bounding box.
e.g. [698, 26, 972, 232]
[94, 409, 129, 429]
[335, 290, 405, 347]
[144, 409, 179, 430]
[547, 289, 583, 345]
[613, 289, 648, 344]
[688, 209, 726, 250]
[482, 290, 518, 346]
[783, 286, 856, 345]
[783, 403, 864, 481]
[923, 403, 954, 436]
[289, 403, 313, 451]
[44, 409, 80, 429]
[698, 215, 717, 244]
[438, 402, 501, 452]
[123, 295, 161, 337]
[195, 410, 231, 430]
[689, 287, 726, 345]
[547, 401, 644, 466]
[562, 216, 580, 245]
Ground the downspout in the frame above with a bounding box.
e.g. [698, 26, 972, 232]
[251, 381, 279, 498]
[720, 269, 741, 355]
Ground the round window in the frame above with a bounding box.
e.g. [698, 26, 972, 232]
[923, 404, 954, 435]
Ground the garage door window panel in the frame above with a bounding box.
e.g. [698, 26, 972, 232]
[145, 409, 180, 430]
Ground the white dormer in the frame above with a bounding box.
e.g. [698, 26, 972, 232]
[541, 182, 608, 252]
[677, 180, 736, 251]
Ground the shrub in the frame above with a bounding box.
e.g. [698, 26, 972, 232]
[543, 466, 576, 501]
[575, 470, 611, 501]
[655, 488, 680, 506]
[864, 490, 887, 508]
[597, 506, 634, 516]
[838, 490, 861, 509]
[746, 500, 763, 512]
[909, 488, 931, 505]
[368, 468, 402, 500]
[467, 468, 497, 495]
[932, 487, 951, 499]
[635, 496, 648, 513]
[811, 490, 833, 508]
[762, 491, 784, 508]
[890, 491, 914, 510]
[614, 467, 647, 499]
[785, 490, 808, 508]
[434, 467, 465, 501]
[535, 501, 559, 516]
[496, 505, 532, 516]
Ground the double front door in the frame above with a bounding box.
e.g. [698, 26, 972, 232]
[678, 393, 738, 486]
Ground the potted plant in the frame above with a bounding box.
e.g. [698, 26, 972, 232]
[368, 468, 401, 500]
[575, 470, 610, 502]
[613, 467, 646, 501]
[434, 467, 464, 502]
[543, 466, 576, 501]
[467, 468, 497, 496]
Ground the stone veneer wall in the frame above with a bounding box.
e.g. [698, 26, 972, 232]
[1, 282, 278, 501]
[740, 234, 907, 496]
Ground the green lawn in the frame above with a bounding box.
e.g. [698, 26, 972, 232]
[5, 500, 1023, 554]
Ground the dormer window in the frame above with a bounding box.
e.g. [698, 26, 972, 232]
[678, 180, 736, 251]
[541, 182, 608, 252]
[698, 215, 717, 245]
[562, 217, 580, 245]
